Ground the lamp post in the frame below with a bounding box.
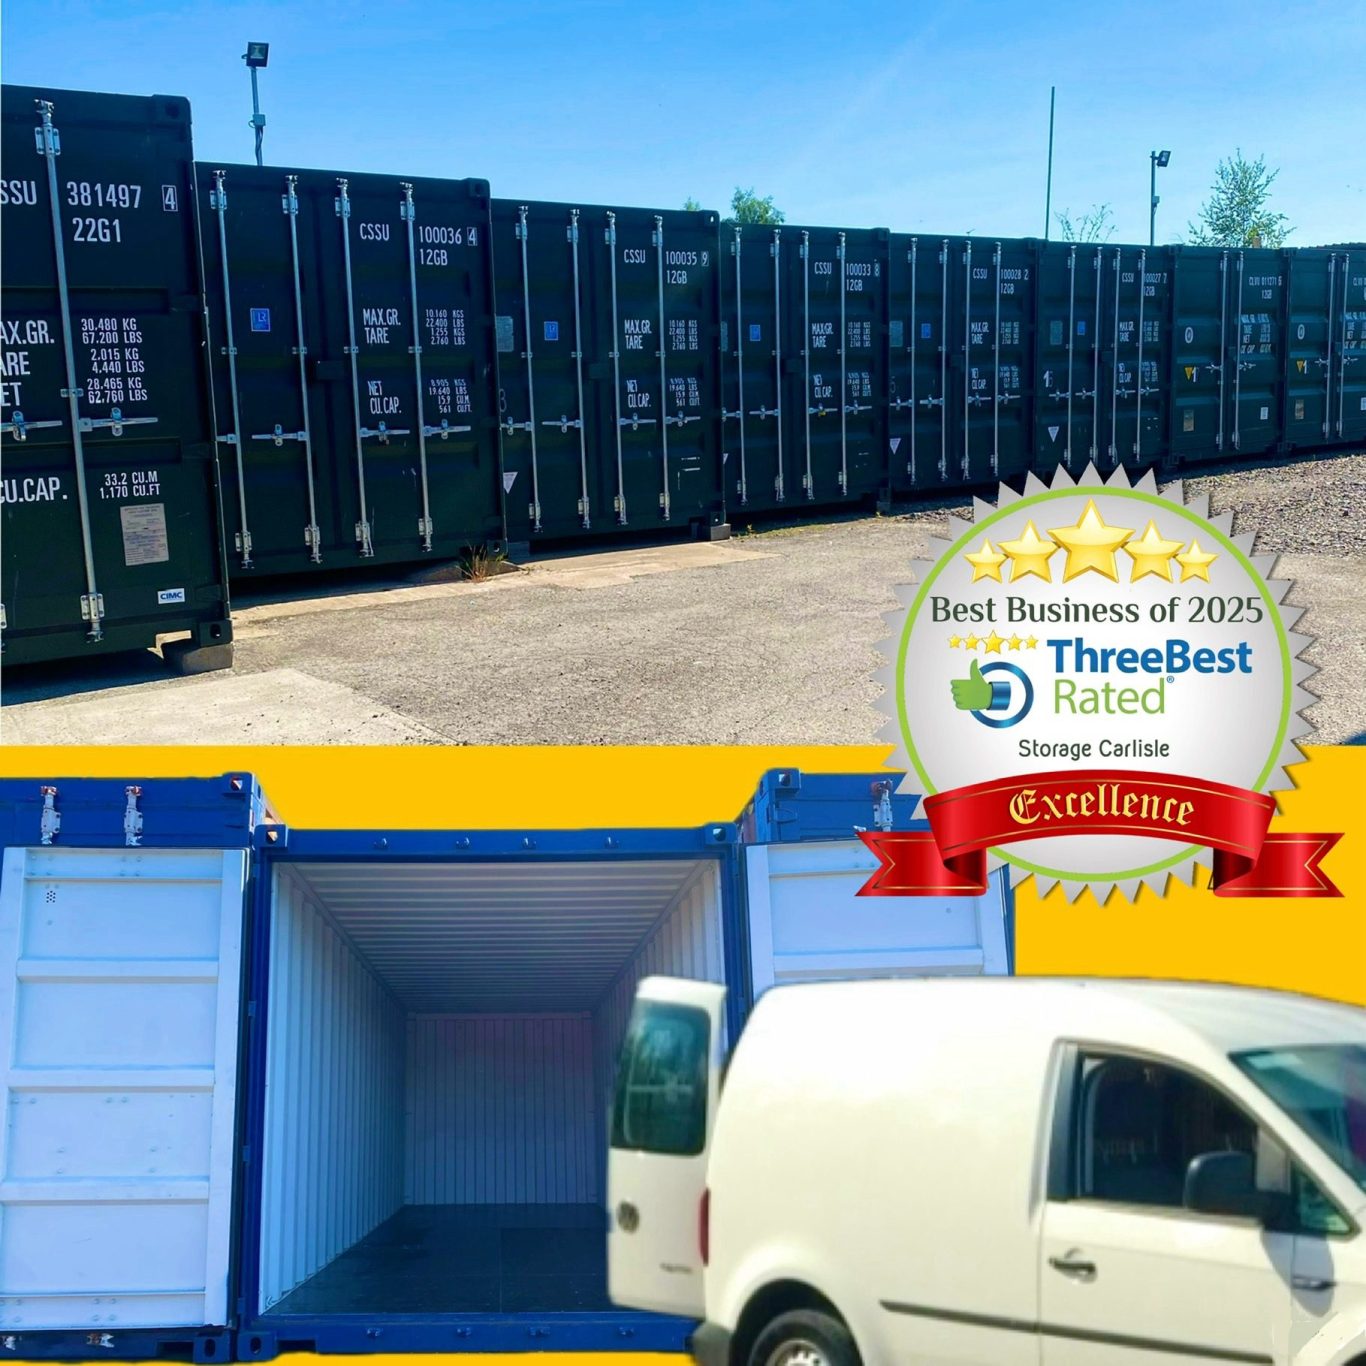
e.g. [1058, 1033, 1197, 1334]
[243, 41, 269, 167]
[1149, 148, 1171, 247]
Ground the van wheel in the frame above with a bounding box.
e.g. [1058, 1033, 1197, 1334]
[748, 1309, 860, 1366]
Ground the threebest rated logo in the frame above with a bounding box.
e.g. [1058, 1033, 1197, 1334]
[866, 465, 1337, 901]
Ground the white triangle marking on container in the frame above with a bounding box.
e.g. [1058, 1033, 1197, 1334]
[890, 437, 902, 454]
[503, 472, 518, 492]
[1048, 426, 1060, 442]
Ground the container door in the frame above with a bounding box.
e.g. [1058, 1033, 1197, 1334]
[1283, 250, 1336, 451]
[607, 976, 726, 1318]
[1340, 252, 1366, 446]
[887, 235, 953, 493]
[1170, 248, 1229, 463]
[0, 845, 248, 1331]
[744, 839, 1010, 994]
[1035, 243, 1106, 477]
[724, 224, 787, 516]
[1231, 249, 1286, 456]
[1, 87, 231, 664]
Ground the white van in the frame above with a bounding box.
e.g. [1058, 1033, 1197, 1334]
[608, 976, 1366, 1366]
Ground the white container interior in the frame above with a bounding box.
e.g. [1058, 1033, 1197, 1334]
[256, 857, 725, 1318]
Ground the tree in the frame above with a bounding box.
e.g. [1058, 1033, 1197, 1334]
[682, 196, 702, 211]
[1187, 151, 1292, 248]
[726, 187, 784, 226]
[1054, 203, 1115, 243]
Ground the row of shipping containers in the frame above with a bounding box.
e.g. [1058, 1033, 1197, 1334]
[3, 82, 1365, 664]
[0, 770, 1014, 1359]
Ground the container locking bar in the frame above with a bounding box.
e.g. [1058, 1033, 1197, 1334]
[0, 412, 62, 441]
[35, 99, 104, 640]
[933, 240, 949, 480]
[336, 178, 375, 556]
[606, 212, 628, 523]
[79, 407, 157, 438]
[1323, 255, 1337, 439]
[567, 209, 591, 527]
[991, 242, 1002, 477]
[1108, 248, 1123, 466]
[653, 215, 671, 519]
[836, 232, 849, 493]
[729, 226, 747, 505]
[281, 176, 322, 560]
[961, 240, 973, 479]
[1054, 245, 1077, 468]
[400, 184, 435, 548]
[772, 228, 786, 500]
[1135, 247, 1148, 459]
[1340, 253, 1356, 439]
[209, 171, 253, 566]
[512, 205, 542, 531]
[800, 230, 814, 497]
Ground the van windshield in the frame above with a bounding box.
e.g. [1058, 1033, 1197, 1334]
[1234, 1044, 1366, 1191]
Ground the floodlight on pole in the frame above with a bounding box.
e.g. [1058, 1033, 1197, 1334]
[1150, 148, 1171, 246]
[243, 41, 269, 166]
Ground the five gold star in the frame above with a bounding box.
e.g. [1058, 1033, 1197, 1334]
[963, 538, 1007, 583]
[1048, 499, 1134, 583]
[1025, 635, 1039, 649]
[1124, 519, 1186, 582]
[949, 634, 962, 648]
[1175, 539, 1218, 583]
[964, 633, 980, 649]
[983, 630, 1004, 654]
[997, 520, 1059, 582]
[1007, 634, 1023, 650]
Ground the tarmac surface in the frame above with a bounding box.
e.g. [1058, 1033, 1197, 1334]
[4, 452, 1364, 746]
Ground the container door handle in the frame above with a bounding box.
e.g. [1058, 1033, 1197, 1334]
[615, 1201, 640, 1233]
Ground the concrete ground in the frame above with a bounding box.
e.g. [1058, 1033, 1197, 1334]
[4, 452, 1364, 746]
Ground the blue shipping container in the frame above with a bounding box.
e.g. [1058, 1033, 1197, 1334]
[0, 771, 1012, 1361]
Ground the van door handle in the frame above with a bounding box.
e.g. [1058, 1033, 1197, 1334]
[616, 1201, 640, 1233]
[1048, 1253, 1097, 1281]
[1292, 1274, 1335, 1292]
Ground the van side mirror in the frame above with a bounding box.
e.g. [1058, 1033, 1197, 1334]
[1184, 1151, 1264, 1220]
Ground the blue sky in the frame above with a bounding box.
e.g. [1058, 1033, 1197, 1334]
[4, 0, 1363, 245]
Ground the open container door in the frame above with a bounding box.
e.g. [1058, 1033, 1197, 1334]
[0, 776, 261, 1362]
[606, 976, 726, 1319]
[740, 770, 1012, 994]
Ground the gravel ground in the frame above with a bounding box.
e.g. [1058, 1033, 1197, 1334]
[5, 451, 1364, 746]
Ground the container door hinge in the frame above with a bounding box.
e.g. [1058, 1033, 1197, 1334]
[0, 603, 6, 636]
[235, 530, 254, 558]
[39, 786, 60, 844]
[355, 521, 373, 556]
[34, 123, 59, 154]
[304, 524, 321, 555]
[80, 592, 105, 626]
[577, 496, 590, 520]
[417, 515, 433, 540]
[123, 786, 143, 846]
[1, 411, 62, 441]
[613, 493, 627, 519]
[870, 780, 894, 832]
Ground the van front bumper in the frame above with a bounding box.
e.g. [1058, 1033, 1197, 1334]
[688, 1321, 732, 1366]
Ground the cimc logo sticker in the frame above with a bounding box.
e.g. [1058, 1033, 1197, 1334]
[867, 465, 1340, 901]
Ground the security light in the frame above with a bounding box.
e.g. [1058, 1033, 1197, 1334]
[244, 41, 270, 68]
[1156, 149, 1171, 168]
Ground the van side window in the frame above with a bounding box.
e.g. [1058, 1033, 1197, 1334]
[611, 1001, 710, 1157]
[1075, 1054, 1261, 1208]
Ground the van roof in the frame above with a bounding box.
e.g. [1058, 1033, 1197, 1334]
[762, 977, 1366, 1057]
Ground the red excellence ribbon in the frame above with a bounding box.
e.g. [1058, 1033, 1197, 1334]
[859, 769, 1341, 898]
